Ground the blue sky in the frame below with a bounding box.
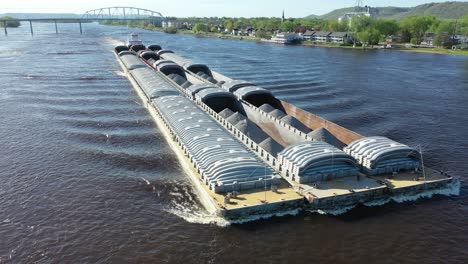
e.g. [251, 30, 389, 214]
[0, 0, 464, 17]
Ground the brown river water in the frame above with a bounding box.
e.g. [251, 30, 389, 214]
[0, 23, 467, 263]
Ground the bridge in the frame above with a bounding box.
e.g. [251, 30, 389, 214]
[2, 6, 164, 36]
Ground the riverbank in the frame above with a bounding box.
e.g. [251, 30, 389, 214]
[398, 47, 468, 56]
[163, 29, 468, 56]
[301, 41, 468, 56]
[123, 25, 468, 56]
[152, 27, 259, 42]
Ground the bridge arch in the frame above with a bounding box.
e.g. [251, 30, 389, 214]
[82, 7, 163, 19]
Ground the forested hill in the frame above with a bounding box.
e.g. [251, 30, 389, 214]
[307, 2, 468, 20]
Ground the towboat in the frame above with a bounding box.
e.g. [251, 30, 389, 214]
[127, 32, 143, 46]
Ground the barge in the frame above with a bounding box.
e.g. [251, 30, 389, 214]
[113, 36, 458, 220]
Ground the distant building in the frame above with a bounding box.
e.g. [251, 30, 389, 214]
[245, 27, 255, 37]
[458, 36, 468, 44]
[162, 19, 176, 28]
[270, 32, 300, 44]
[329, 32, 351, 44]
[303, 30, 315, 41]
[385, 35, 400, 44]
[162, 19, 195, 30]
[338, 6, 375, 22]
[421, 32, 435, 46]
[312, 31, 332, 42]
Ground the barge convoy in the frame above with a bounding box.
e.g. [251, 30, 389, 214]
[113, 35, 458, 220]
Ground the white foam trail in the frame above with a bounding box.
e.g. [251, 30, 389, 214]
[167, 179, 461, 224]
[140, 177, 150, 185]
[362, 179, 460, 207]
[169, 192, 184, 198]
[388, 179, 460, 203]
[114, 71, 126, 77]
[313, 205, 357, 216]
[166, 207, 301, 227]
[229, 209, 300, 224]
[165, 178, 301, 226]
[165, 208, 231, 227]
[314, 179, 461, 216]
[103, 36, 124, 47]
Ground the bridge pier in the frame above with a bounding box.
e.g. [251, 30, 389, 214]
[79, 22, 82, 34]
[55, 20, 58, 34]
[3, 21, 7, 36]
[29, 20, 33, 36]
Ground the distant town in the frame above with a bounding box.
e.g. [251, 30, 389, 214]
[2, 2, 468, 54]
[96, 3, 468, 54]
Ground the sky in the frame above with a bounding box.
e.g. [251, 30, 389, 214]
[0, 0, 465, 17]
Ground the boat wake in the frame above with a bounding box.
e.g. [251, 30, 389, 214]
[366, 178, 460, 205]
[165, 178, 460, 224]
[312, 179, 461, 216]
[114, 70, 126, 77]
[165, 206, 300, 227]
[103, 36, 124, 47]
[165, 207, 231, 227]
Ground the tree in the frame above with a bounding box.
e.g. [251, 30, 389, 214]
[255, 29, 270, 39]
[368, 27, 381, 45]
[279, 20, 295, 32]
[193, 23, 208, 33]
[357, 27, 380, 46]
[433, 20, 457, 48]
[400, 15, 438, 44]
[400, 29, 411, 43]
[163, 26, 178, 34]
[261, 18, 281, 31]
[350, 16, 372, 33]
[0, 16, 20, 28]
[459, 14, 468, 36]
[357, 30, 370, 46]
[294, 18, 321, 30]
[325, 19, 349, 32]
[350, 16, 380, 46]
[223, 20, 234, 31]
[373, 19, 399, 37]
[210, 26, 217, 33]
[294, 25, 307, 33]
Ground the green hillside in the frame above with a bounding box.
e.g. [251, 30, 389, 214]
[376, 7, 411, 19]
[306, 7, 354, 20]
[306, 2, 468, 20]
[388, 2, 468, 20]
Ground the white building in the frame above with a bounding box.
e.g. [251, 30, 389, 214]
[270, 32, 300, 44]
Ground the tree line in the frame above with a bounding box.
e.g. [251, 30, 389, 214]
[0, 16, 21, 28]
[189, 15, 468, 47]
[100, 15, 468, 48]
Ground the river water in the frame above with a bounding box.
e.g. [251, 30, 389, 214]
[0, 23, 467, 263]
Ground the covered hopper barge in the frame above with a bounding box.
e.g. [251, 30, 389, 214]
[113, 38, 457, 220]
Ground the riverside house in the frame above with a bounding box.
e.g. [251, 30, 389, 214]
[329, 32, 351, 44]
[303, 30, 315, 40]
[421, 32, 435, 46]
